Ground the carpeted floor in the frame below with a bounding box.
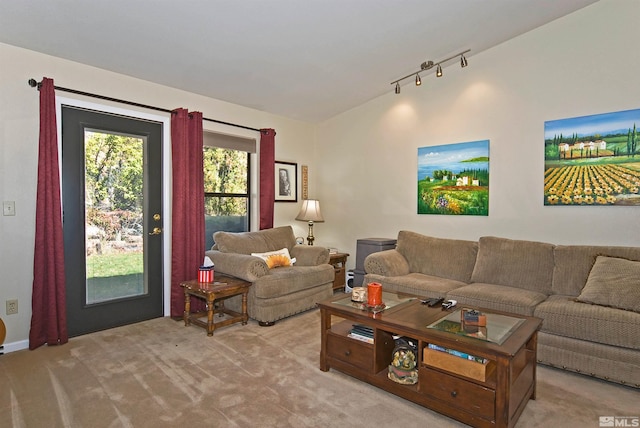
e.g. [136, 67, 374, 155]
[0, 308, 637, 427]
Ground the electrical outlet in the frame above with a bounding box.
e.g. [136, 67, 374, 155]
[3, 201, 16, 216]
[6, 299, 18, 315]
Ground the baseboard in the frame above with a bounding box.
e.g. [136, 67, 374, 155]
[0, 339, 29, 354]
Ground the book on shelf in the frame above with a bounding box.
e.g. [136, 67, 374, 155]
[427, 343, 488, 364]
[351, 324, 373, 336]
[348, 332, 374, 344]
[349, 324, 374, 343]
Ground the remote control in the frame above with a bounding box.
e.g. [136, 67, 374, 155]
[442, 299, 457, 310]
[428, 297, 444, 307]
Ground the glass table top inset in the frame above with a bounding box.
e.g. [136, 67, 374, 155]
[332, 291, 416, 313]
[427, 308, 525, 345]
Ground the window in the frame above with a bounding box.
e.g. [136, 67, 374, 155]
[203, 131, 255, 249]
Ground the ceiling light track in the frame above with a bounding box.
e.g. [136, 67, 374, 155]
[390, 49, 470, 94]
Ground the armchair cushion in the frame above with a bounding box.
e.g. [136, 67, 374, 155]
[251, 248, 296, 268]
[214, 226, 296, 254]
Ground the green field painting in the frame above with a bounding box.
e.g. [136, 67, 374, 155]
[418, 140, 489, 215]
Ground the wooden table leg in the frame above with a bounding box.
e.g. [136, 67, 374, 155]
[206, 294, 215, 336]
[241, 290, 248, 325]
[184, 291, 191, 326]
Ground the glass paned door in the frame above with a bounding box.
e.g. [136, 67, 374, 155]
[84, 131, 145, 304]
[62, 106, 163, 337]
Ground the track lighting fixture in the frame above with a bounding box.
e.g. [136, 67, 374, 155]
[390, 49, 470, 94]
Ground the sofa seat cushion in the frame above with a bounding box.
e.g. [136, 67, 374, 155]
[471, 236, 554, 295]
[364, 272, 466, 298]
[252, 265, 334, 299]
[446, 283, 547, 316]
[534, 295, 640, 350]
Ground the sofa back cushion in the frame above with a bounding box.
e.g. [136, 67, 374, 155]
[552, 245, 640, 296]
[471, 236, 554, 294]
[214, 226, 296, 255]
[395, 231, 478, 283]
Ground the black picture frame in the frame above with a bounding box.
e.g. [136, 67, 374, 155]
[275, 161, 298, 202]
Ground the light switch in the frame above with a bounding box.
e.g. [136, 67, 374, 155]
[3, 201, 15, 216]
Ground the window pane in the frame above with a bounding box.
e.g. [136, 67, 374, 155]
[85, 131, 145, 304]
[203, 146, 247, 193]
[205, 196, 249, 249]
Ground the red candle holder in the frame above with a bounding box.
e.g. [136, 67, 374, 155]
[367, 282, 382, 306]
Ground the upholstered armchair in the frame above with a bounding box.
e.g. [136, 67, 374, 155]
[205, 226, 335, 325]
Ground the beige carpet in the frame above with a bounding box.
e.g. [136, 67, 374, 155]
[0, 309, 637, 428]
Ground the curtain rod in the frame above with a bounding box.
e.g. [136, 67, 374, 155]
[28, 78, 265, 134]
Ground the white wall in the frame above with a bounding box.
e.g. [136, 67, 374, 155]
[0, 43, 315, 348]
[315, 0, 640, 264]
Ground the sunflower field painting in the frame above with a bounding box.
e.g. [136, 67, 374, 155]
[418, 140, 489, 215]
[544, 108, 640, 206]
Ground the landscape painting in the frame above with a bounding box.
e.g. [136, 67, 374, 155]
[544, 108, 640, 206]
[418, 140, 489, 215]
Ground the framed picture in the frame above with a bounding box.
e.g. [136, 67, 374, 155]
[544, 108, 640, 206]
[417, 140, 490, 216]
[275, 161, 298, 202]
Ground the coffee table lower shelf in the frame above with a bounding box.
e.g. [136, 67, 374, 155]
[318, 298, 541, 428]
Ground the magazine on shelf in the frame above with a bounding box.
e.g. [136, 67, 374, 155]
[427, 343, 487, 364]
[348, 332, 374, 344]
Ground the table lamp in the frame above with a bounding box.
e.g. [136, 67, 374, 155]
[295, 199, 324, 245]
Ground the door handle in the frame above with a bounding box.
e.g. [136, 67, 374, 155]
[149, 227, 162, 235]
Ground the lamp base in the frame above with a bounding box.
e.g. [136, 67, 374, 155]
[306, 221, 315, 246]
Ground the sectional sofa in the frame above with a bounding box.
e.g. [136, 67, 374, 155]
[364, 230, 640, 387]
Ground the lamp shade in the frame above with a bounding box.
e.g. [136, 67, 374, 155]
[295, 199, 324, 222]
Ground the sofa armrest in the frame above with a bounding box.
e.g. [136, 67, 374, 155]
[205, 250, 269, 282]
[364, 249, 410, 277]
[290, 245, 330, 266]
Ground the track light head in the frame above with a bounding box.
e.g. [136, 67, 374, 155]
[460, 54, 468, 68]
[395, 82, 401, 94]
[415, 74, 421, 86]
[436, 64, 443, 77]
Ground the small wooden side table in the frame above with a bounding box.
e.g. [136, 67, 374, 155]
[329, 252, 349, 291]
[180, 274, 251, 336]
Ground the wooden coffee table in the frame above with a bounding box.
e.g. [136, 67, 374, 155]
[318, 292, 542, 428]
[180, 274, 251, 336]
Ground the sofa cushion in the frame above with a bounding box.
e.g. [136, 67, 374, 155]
[364, 272, 467, 298]
[535, 295, 640, 350]
[552, 245, 640, 296]
[251, 248, 295, 268]
[214, 226, 296, 255]
[252, 265, 334, 298]
[470, 236, 554, 294]
[446, 283, 548, 316]
[395, 231, 478, 283]
[576, 256, 640, 312]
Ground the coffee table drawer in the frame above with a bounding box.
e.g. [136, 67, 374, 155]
[327, 334, 373, 371]
[420, 367, 495, 421]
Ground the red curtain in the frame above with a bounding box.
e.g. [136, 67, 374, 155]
[29, 78, 68, 349]
[259, 129, 276, 230]
[170, 109, 205, 317]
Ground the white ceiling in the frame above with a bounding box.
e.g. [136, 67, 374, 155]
[0, 0, 599, 123]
